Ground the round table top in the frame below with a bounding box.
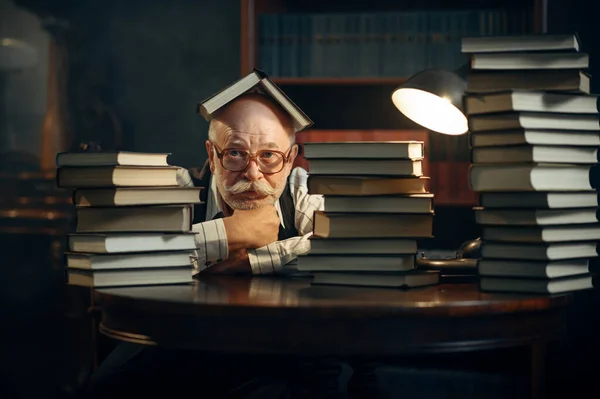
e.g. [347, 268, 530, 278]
[95, 276, 570, 356]
[94, 277, 571, 355]
[95, 276, 570, 318]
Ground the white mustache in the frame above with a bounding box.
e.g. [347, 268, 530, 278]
[225, 180, 276, 196]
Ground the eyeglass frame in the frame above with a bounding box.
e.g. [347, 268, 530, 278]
[210, 141, 295, 174]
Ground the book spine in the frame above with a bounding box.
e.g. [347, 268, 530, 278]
[403, 13, 415, 75]
[279, 14, 289, 76]
[299, 15, 311, 77]
[310, 14, 324, 77]
[394, 13, 406, 77]
[258, 14, 270, 73]
[427, 11, 441, 70]
[290, 14, 300, 77]
[272, 14, 281, 76]
[418, 11, 429, 73]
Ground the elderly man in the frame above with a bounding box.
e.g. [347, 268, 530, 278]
[178, 91, 323, 276]
[81, 92, 373, 399]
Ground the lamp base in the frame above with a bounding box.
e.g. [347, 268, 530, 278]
[416, 238, 481, 283]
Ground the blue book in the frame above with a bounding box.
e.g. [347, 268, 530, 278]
[310, 14, 326, 77]
[298, 15, 312, 77]
[280, 14, 300, 77]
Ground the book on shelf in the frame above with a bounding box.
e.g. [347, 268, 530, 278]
[312, 211, 433, 239]
[481, 224, 600, 243]
[196, 68, 312, 132]
[479, 273, 595, 294]
[470, 145, 600, 165]
[464, 91, 599, 115]
[67, 232, 197, 253]
[57, 166, 181, 188]
[468, 112, 600, 132]
[466, 70, 590, 94]
[56, 151, 170, 167]
[307, 237, 418, 255]
[311, 270, 440, 289]
[469, 164, 600, 192]
[65, 250, 194, 270]
[481, 241, 599, 261]
[461, 33, 581, 53]
[297, 254, 415, 272]
[257, 9, 532, 79]
[73, 187, 203, 207]
[470, 129, 600, 148]
[469, 52, 589, 70]
[322, 194, 434, 214]
[479, 192, 599, 209]
[474, 207, 600, 226]
[307, 159, 423, 176]
[478, 258, 595, 279]
[302, 141, 425, 159]
[75, 205, 193, 233]
[67, 267, 193, 288]
[307, 176, 429, 196]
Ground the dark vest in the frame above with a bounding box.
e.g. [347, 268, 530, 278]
[188, 161, 299, 240]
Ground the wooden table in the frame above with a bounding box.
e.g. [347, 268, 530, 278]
[94, 276, 571, 398]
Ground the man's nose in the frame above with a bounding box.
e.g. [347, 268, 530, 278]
[243, 159, 263, 181]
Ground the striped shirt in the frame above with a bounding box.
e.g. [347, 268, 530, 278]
[177, 167, 324, 275]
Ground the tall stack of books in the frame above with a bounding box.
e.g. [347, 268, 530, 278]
[297, 140, 439, 289]
[56, 151, 202, 287]
[463, 33, 598, 294]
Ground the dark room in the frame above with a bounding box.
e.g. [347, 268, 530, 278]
[1, 0, 599, 398]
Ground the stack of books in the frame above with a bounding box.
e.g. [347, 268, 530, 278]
[463, 33, 598, 294]
[56, 151, 202, 288]
[297, 140, 439, 288]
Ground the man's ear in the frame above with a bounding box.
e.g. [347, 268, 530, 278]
[205, 140, 215, 173]
[287, 144, 299, 169]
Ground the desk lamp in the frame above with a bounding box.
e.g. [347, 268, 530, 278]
[391, 69, 480, 278]
[391, 69, 468, 135]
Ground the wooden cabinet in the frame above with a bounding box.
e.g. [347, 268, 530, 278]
[239, 0, 545, 206]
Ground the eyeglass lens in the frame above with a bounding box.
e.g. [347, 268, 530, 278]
[222, 149, 285, 172]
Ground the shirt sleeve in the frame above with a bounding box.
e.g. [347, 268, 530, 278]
[190, 219, 229, 274]
[176, 167, 194, 187]
[176, 167, 225, 274]
[247, 167, 324, 275]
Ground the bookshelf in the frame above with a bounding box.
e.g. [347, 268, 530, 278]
[240, 0, 546, 206]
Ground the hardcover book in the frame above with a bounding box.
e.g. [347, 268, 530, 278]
[197, 68, 313, 132]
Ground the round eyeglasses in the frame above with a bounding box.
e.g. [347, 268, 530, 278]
[212, 142, 294, 174]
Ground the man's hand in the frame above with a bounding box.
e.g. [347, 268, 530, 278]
[222, 205, 280, 251]
[202, 249, 252, 275]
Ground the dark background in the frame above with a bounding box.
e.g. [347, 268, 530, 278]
[1, 0, 599, 398]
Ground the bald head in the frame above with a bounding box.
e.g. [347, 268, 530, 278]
[208, 93, 295, 145]
[205, 92, 299, 211]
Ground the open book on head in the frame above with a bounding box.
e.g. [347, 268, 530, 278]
[197, 68, 313, 133]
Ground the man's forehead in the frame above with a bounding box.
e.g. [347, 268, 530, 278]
[221, 95, 280, 116]
[227, 138, 282, 149]
[217, 96, 292, 128]
[221, 129, 287, 149]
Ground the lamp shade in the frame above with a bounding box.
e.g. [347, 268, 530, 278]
[391, 69, 468, 135]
